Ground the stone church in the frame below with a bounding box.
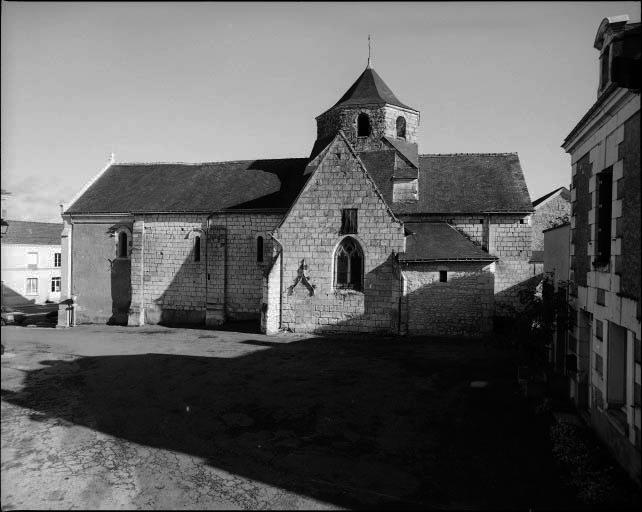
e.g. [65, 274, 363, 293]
[59, 64, 536, 336]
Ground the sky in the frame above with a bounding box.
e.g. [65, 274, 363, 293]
[1, 1, 640, 223]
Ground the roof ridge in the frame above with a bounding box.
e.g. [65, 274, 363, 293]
[114, 157, 309, 166]
[419, 152, 518, 157]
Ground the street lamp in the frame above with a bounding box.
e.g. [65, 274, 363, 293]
[0, 219, 8, 237]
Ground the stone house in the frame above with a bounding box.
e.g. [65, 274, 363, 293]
[58, 64, 537, 336]
[529, 187, 571, 267]
[561, 15, 640, 483]
[1, 220, 63, 306]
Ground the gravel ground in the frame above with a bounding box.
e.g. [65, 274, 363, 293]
[0, 324, 612, 509]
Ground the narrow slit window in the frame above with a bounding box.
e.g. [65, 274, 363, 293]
[54, 252, 61, 267]
[396, 116, 406, 139]
[194, 236, 201, 262]
[118, 232, 128, 258]
[257, 236, 264, 263]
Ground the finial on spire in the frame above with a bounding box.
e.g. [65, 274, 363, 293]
[367, 34, 371, 68]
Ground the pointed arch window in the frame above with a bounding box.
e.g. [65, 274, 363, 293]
[334, 237, 363, 291]
[396, 116, 406, 139]
[357, 113, 371, 137]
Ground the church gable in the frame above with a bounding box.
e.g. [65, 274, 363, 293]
[273, 133, 405, 333]
[275, 133, 402, 238]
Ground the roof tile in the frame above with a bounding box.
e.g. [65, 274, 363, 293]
[400, 222, 496, 261]
[2, 220, 62, 245]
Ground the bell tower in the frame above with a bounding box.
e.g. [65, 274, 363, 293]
[315, 65, 420, 152]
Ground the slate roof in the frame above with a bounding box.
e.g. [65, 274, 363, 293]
[382, 137, 419, 168]
[65, 159, 311, 214]
[329, 67, 414, 111]
[532, 187, 571, 208]
[2, 220, 62, 245]
[400, 222, 497, 261]
[358, 152, 532, 214]
[67, 149, 532, 218]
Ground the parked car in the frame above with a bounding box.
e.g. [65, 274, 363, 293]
[1, 305, 27, 326]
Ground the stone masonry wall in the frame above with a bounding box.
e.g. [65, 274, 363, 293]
[402, 262, 494, 337]
[489, 216, 535, 311]
[130, 214, 209, 325]
[129, 212, 282, 326]
[209, 213, 282, 320]
[401, 213, 534, 311]
[273, 135, 405, 333]
[531, 194, 571, 251]
[316, 105, 419, 152]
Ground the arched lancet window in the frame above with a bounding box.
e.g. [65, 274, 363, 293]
[334, 237, 363, 291]
[117, 231, 128, 258]
[396, 116, 406, 139]
[194, 236, 201, 262]
[256, 236, 264, 263]
[357, 113, 371, 137]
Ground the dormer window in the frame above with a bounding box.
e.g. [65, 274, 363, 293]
[600, 44, 610, 90]
[357, 113, 371, 137]
[396, 116, 406, 139]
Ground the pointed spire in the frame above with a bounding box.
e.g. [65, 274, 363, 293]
[367, 34, 372, 68]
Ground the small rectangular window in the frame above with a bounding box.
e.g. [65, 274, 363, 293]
[51, 277, 61, 292]
[26, 278, 38, 295]
[439, 271, 447, 283]
[595, 353, 603, 376]
[595, 319, 603, 340]
[596, 288, 605, 306]
[340, 209, 358, 234]
[54, 252, 61, 267]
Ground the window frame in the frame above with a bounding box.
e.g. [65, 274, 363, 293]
[26, 277, 38, 295]
[27, 251, 38, 269]
[334, 236, 364, 291]
[51, 276, 61, 293]
[194, 235, 201, 262]
[114, 226, 132, 260]
[594, 167, 613, 266]
[396, 116, 406, 139]
[357, 113, 371, 137]
[256, 235, 264, 263]
[340, 209, 358, 235]
[54, 252, 61, 267]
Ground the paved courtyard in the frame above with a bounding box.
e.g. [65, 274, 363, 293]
[0, 324, 596, 509]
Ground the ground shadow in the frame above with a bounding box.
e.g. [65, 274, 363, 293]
[1, 335, 580, 509]
[1, 283, 35, 307]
